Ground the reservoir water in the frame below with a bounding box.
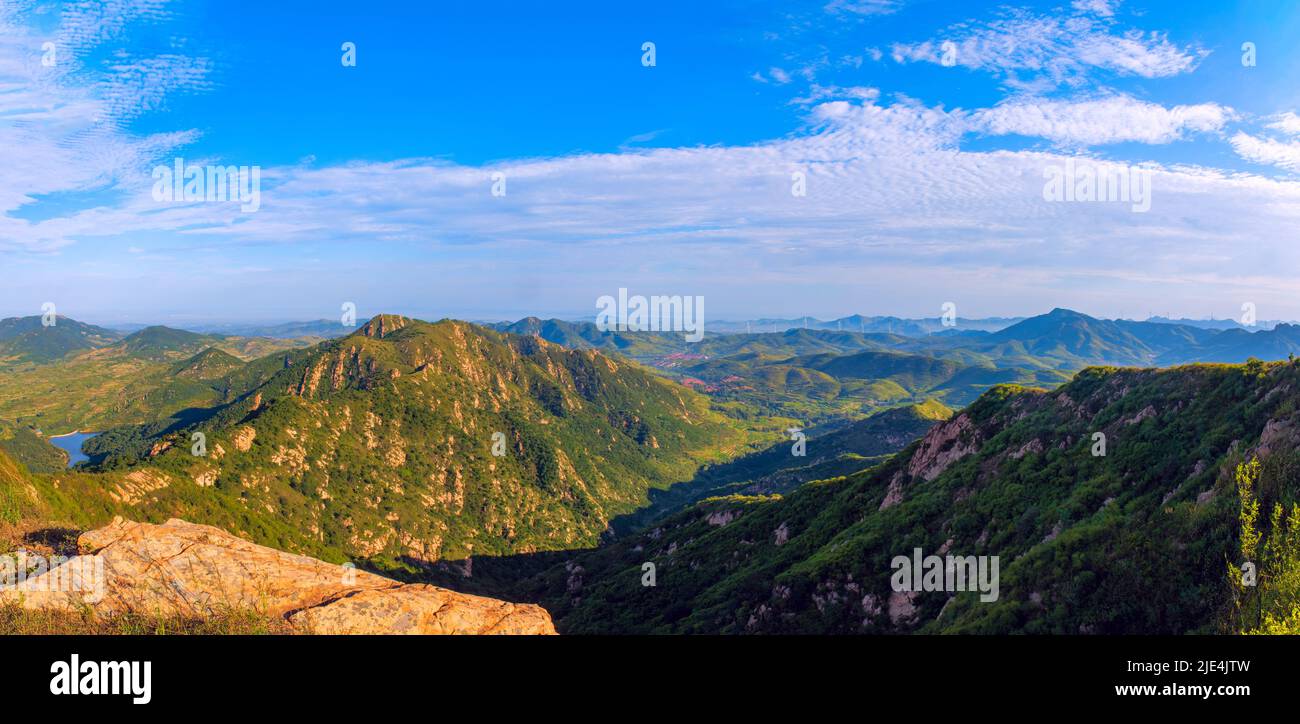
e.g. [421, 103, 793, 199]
[47, 431, 96, 468]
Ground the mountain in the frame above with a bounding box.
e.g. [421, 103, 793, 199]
[982, 308, 1159, 366]
[184, 319, 356, 339]
[492, 317, 909, 361]
[1158, 323, 1300, 364]
[513, 360, 1299, 634]
[719, 400, 955, 497]
[901, 308, 1228, 370]
[116, 326, 218, 361]
[721, 401, 954, 497]
[1145, 316, 1284, 331]
[708, 315, 1024, 335]
[0, 316, 122, 363]
[36, 315, 748, 572]
[675, 344, 1069, 424]
[169, 347, 247, 379]
[112, 326, 319, 362]
[607, 400, 954, 535]
[0, 318, 320, 435]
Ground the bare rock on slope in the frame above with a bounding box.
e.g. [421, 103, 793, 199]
[905, 413, 979, 482]
[1, 517, 555, 635]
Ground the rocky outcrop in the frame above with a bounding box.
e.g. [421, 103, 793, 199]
[905, 413, 979, 482]
[1, 518, 555, 635]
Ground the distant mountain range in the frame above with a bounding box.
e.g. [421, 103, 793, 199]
[696, 312, 1285, 335]
[105, 320, 356, 339]
[494, 309, 1300, 370]
[706, 314, 1025, 335]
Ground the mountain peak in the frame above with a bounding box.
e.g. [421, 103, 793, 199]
[354, 314, 414, 339]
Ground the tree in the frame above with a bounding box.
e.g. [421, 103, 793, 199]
[1231, 458, 1300, 634]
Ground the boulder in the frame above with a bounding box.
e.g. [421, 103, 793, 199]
[1, 517, 555, 635]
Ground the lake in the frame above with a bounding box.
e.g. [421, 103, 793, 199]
[47, 431, 97, 468]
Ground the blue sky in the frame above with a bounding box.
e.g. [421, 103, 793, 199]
[4, 0, 1300, 325]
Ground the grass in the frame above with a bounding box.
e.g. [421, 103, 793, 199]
[0, 603, 296, 635]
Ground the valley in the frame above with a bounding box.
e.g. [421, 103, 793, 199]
[3, 308, 1299, 635]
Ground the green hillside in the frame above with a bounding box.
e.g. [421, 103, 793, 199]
[27, 316, 751, 573]
[609, 400, 953, 534]
[0, 327, 317, 435]
[0, 448, 48, 526]
[515, 360, 1300, 634]
[0, 316, 122, 363]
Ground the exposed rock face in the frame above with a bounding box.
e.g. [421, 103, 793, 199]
[290, 584, 550, 635]
[1, 518, 555, 635]
[232, 426, 256, 452]
[905, 413, 979, 482]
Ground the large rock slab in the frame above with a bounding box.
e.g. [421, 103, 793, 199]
[1, 517, 555, 635]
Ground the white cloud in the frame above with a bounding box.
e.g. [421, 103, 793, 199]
[1266, 112, 1300, 137]
[1071, 0, 1119, 17]
[791, 84, 881, 106]
[824, 0, 903, 17]
[1228, 111, 1300, 173]
[0, 1, 204, 250]
[971, 95, 1233, 146]
[890, 9, 1205, 88]
[1230, 132, 1300, 173]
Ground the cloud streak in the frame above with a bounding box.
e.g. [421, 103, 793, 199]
[890, 7, 1205, 89]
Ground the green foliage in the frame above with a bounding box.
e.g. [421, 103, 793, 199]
[516, 362, 1300, 634]
[0, 421, 67, 473]
[0, 316, 121, 363]
[1231, 458, 1300, 634]
[28, 317, 751, 569]
[0, 328, 315, 434]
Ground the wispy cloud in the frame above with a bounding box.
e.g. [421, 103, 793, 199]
[971, 95, 1234, 146]
[1071, 0, 1119, 17]
[0, 0, 207, 250]
[890, 7, 1205, 89]
[1231, 131, 1300, 174]
[824, 0, 903, 17]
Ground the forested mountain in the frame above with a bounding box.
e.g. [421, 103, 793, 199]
[22, 316, 749, 573]
[0, 322, 318, 434]
[0, 316, 122, 363]
[609, 400, 953, 535]
[516, 361, 1299, 634]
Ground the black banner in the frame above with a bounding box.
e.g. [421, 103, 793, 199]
[4, 635, 1287, 712]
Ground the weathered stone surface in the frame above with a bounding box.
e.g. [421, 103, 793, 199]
[290, 584, 552, 635]
[1, 517, 555, 635]
[906, 413, 978, 482]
